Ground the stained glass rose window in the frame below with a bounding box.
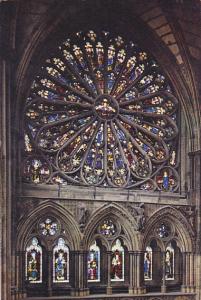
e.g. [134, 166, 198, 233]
[156, 223, 171, 239]
[23, 30, 179, 191]
[39, 218, 59, 236]
[99, 219, 116, 237]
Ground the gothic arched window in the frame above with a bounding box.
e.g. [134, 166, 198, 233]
[144, 246, 152, 280]
[53, 238, 69, 283]
[88, 241, 100, 282]
[26, 237, 42, 283]
[23, 30, 179, 191]
[111, 239, 124, 281]
[165, 245, 174, 280]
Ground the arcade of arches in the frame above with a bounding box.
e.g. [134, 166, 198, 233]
[0, 1, 201, 300]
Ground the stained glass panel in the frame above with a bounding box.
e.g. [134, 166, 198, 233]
[111, 239, 124, 281]
[23, 30, 179, 191]
[156, 223, 171, 239]
[88, 241, 100, 282]
[99, 219, 116, 237]
[53, 238, 69, 282]
[26, 238, 42, 283]
[165, 245, 174, 280]
[144, 246, 152, 280]
[39, 218, 58, 236]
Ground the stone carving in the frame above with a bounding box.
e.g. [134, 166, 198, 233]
[178, 206, 196, 230]
[78, 204, 90, 232]
[17, 198, 40, 219]
[127, 203, 145, 231]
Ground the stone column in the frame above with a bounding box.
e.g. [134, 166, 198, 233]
[14, 251, 27, 300]
[70, 250, 89, 297]
[106, 251, 112, 295]
[161, 251, 166, 293]
[0, 37, 12, 300]
[189, 252, 195, 292]
[189, 151, 201, 298]
[181, 252, 195, 293]
[47, 251, 52, 296]
[181, 252, 188, 292]
[132, 251, 146, 294]
[128, 251, 134, 294]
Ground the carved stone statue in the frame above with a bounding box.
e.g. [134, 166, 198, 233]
[78, 205, 90, 232]
[127, 203, 145, 231]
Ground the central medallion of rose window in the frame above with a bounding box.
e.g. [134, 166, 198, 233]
[94, 95, 119, 120]
[23, 30, 179, 191]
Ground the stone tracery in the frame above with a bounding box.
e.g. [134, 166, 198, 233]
[23, 30, 179, 191]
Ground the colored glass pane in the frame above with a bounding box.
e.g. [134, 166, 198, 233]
[99, 219, 116, 237]
[53, 238, 69, 282]
[88, 241, 100, 282]
[165, 245, 174, 280]
[144, 246, 152, 280]
[39, 218, 58, 236]
[26, 238, 42, 283]
[111, 239, 124, 281]
[156, 223, 171, 239]
[23, 30, 179, 191]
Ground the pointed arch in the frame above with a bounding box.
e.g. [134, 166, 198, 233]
[143, 206, 195, 252]
[15, 1, 200, 161]
[82, 202, 140, 251]
[16, 200, 81, 251]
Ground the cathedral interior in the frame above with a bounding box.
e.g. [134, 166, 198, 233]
[0, 0, 201, 299]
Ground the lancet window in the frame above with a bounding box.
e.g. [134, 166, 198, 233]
[88, 241, 100, 282]
[144, 246, 152, 280]
[26, 237, 42, 283]
[53, 238, 69, 282]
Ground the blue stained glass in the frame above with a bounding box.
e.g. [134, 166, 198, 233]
[142, 144, 149, 151]
[86, 152, 93, 166]
[107, 74, 115, 91]
[23, 30, 179, 191]
[144, 107, 155, 113]
[162, 171, 169, 190]
[48, 114, 59, 122]
[116, 157, 124, 167]
[47, 92, 56, 99]
[117, 130, 125, 141]
[28, 125, 36, 137]
[151, 127, 158, 134]
[97, 131, 103, 144]
[96, 160, 102, 169]
[58, 76, 69, 85]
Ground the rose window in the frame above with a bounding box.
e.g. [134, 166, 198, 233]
[23, 30, 179, 191]
[156, 223, 172, 239]
[39, 218, 59, 236]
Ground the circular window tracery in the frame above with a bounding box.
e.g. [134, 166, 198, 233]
[99, 219, 117, 237]
[156, 223, 172, 239]
[39, 218, 59, 236]
[23, 30, 179, 191]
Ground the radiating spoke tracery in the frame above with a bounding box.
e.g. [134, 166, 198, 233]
[23, 30, 179, 191]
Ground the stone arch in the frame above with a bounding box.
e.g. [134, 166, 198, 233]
[82, 202, 141, 251]
[16, 200, 81, 251]
[88, 234, 110, 251]
[143, 206, 195, 253]
[145, 236, 164, 252]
